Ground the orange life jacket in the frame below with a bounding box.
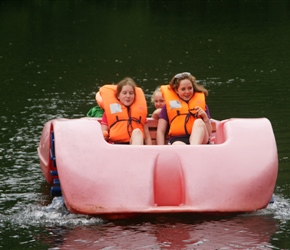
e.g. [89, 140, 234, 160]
[98, 85, 147, 143]
[160, 85, 206, 136]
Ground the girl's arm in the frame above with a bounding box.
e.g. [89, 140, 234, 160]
[195, 106, 212, 135]
[156, 118, 168, 145]
[101, 124, 109, 140]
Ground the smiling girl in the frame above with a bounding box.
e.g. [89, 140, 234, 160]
[156, 72, 212, 145]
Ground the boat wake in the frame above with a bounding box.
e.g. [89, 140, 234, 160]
[263, 194, 290, 220]
[8, 197, 104, 227]
[4, 193, 290, 229]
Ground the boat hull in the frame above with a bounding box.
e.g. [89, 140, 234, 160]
[38, 117, 278, 217]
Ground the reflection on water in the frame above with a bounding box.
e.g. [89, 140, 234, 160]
[2, 195, 288, 249]
[6, 197, 282, 249]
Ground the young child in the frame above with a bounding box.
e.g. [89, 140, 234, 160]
[151, 86, 165, 119]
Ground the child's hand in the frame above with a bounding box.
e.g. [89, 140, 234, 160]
[152, 108, 161, 119]
[194, 106, 209, 123]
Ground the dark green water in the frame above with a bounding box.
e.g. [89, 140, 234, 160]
[1, 1, 290, 249]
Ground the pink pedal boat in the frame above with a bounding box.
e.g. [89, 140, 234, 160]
[37, 117, 278, 219]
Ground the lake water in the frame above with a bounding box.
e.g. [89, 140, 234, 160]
[1, 1, 290, 249]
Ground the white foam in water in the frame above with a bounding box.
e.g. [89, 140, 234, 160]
[4, 192, 290, 231]
[9, 197, 104, 227]
[265, 194, 290, 220]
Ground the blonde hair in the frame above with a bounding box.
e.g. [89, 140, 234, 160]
[151, 86, 161, 104]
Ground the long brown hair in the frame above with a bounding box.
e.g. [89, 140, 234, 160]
[169, 72, 208, 96]
[115, 77, 137, 98]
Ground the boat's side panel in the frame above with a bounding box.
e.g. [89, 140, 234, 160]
[38, 118, 67, 185]
[37, 120, 54, 184]
[49, 117, 278, 215]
